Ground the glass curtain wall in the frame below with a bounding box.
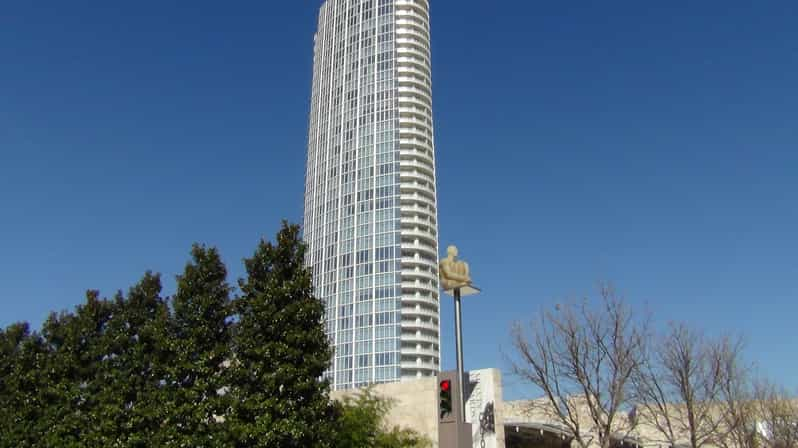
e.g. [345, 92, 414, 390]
[304, 0, 402, 390]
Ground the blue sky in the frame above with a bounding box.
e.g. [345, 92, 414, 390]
[1, 1, 796, 398]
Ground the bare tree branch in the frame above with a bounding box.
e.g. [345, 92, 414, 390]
[752, 378, 798, 448]
[713, 335, 756, 448]
[510, 284, 646, 448]
[632, 323, 728, 448]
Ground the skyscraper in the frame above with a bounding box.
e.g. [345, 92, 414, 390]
[303, 0, 439, 390]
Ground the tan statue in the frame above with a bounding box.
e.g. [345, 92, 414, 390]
[439, 245, 471, 291]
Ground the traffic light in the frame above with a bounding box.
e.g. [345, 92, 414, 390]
[439, 379, 452, 420]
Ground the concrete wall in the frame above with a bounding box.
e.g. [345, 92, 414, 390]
[331, 376, 440, 447]
[331, 370, 781, 448]
[331, 368, 507, 448]
[465, 369, 506, 448]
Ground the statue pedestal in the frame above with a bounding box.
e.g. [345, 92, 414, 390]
[443, 284, 480, 297]
[444, 284, 480, 432]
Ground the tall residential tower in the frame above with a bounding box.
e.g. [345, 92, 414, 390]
[303, 0, 439, 390]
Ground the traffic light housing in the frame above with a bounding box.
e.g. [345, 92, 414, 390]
[439, 379, 452, 420]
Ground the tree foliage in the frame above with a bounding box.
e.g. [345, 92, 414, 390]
[162, 244, 233, 446]
[334, 388, 431, 448]
[225, 223, 337, 446]
[0, 222, 427, 447]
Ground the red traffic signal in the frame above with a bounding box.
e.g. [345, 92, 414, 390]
[439, 379, 453, 420]
[440, 380, 451, 392]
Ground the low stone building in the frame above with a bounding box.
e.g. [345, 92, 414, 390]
[332, 368, 507, 448]
[331, 368, 784, 448]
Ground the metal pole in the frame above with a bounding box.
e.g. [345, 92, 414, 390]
[453, 287, 466, 422]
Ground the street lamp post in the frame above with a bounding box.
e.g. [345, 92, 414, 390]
[439, 245, 480, 424]
[454, 287, 465, 418]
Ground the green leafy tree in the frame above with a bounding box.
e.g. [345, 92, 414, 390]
[11, 289, 133, 447]
[162, 244, 233, 446]
[334, 388, 432, 448]
[1, 310, 85, 447]
[0, 221, 437, 447]
[67, 291, 117, 446]
[91, 273, 172, 447]
[0, 326, 8, 420]
[0, 322, 49, 448]
[0, 323, 22, 446]
[227, 222, 337, 447]
[37, 292, 116, 447]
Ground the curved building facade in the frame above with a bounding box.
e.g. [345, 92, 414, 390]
[303, 0, 439, 390]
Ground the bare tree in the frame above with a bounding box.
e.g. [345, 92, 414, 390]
[632, 323, 725, 448]
[753, 380, 798, 448]
[713, 336, 756, 448]
[510, 284, 647, 448]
